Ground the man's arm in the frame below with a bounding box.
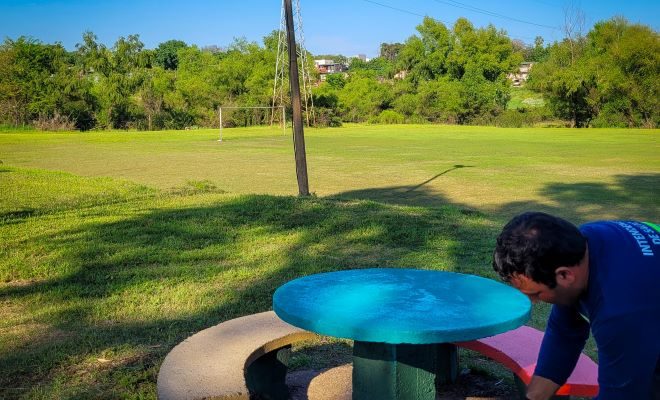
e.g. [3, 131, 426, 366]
[533, 305, 590, 395]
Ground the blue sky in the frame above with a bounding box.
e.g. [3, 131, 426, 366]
[1, 0, 658, 57]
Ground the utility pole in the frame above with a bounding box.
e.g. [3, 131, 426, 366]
[284, 0, 310, 196]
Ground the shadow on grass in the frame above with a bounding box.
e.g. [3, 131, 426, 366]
[330, 166, 478, 209]
[0, 172, 657, 398]
[335, 173, 660, 223]
[0, 209, 36, 221]
[0, 194, 497, 398]
[494, 173, 660, 224]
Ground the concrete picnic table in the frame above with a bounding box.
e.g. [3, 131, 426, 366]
[273, 268, 531, 400]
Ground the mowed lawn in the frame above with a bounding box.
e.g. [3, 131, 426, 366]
[0, 125, 658, 399]
[1, 124, 658, 223]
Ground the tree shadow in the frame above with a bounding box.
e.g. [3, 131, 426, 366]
[0, 194, 497, 398]
[493, 173, 660, 224]
[0, 209, 36, 222]
[334, 172, 659, 223]
[330, 166, 477, 210]
[405, 164, 475, 193]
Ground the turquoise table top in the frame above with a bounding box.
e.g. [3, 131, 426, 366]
[273, 268, 531, 344]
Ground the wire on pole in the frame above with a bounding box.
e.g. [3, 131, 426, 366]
[272, 0, 315, 128]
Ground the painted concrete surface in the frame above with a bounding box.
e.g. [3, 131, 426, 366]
[274, 268, 531, 344]
[456, 326, 599, 398]
[157, 311, 315, 400]
[299, 364, 508, 400]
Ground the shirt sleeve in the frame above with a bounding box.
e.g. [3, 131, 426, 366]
[592, 312, 659, 400]
[534, 304, 590, 385]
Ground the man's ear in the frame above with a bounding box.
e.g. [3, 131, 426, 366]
[555, 266, 575, 286]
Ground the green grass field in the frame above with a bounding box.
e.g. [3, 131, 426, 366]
[1, 125, 658, 399]
[2, 124, 658, 223]
[507, 87, 546, 110]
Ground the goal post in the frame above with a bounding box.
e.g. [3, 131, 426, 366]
[218, 105, 286, 142]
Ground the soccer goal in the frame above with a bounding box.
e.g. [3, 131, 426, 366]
[217, 106, 286, 142]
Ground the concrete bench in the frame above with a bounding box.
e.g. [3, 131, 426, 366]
[455, 325, 599, 399]
[157, 311, 316, 400]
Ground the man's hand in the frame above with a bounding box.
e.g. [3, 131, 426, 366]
[526, 375, 561, 400]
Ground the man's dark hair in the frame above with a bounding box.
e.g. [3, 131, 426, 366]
[492, 212, 587, 288]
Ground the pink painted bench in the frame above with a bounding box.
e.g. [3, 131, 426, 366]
[455, 326, 599, 398]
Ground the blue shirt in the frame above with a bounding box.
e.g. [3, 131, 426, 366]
[535, 221, 660, 399]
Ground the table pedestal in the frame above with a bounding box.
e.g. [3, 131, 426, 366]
[352, 341, 458, 400]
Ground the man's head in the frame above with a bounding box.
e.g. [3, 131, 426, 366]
[492, 212, 588, 305]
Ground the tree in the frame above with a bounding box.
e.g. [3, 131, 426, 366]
[86, 34, 146, 128]
[137, 67, 171, 130]
[380, 42, 403, 62]
[349, 56, 394, 78]
[530, 17, 659, 128]
[325, 73, 345, 90]
[529, 36, 549, 62]
[529, 43, 596, 127]
[0, 37, 93, 128]
[338, 73, 393, 122]
[154, 40, 188, 70]
[0, 38, 28, 125]
[562, 3, 586, 65]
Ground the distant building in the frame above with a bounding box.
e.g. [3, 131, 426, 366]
[314, 59, 347, 81]
[508, 62, 533, 87]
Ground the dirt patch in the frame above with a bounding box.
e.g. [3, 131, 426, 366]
[437, 368, 519, 399]
[287, 366, 519, 400]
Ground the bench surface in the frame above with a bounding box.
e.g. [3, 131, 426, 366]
[157, 311, 316, 400]
[158, 313, 599, 399]
[456, 325, 599, 397]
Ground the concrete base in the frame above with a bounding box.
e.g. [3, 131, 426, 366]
[306, 364, 353, 400]
[352, 341, 458, 400]
[298, 364, 506, 400]
[157, 311, 316, 400]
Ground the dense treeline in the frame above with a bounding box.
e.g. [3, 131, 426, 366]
[529, 17, 659, 128]
[316, 17, 521, 126]
[0, 32, 285, 130]
[0, 16, 657, 131]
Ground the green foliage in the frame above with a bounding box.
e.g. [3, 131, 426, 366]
[338, 74, 393, 122]
[154, 39, 187, 70]
[0, 15, 656, 131]
[529, 36, 550, 62]
[530, 17, 659, 128]
[312, 83, 342, 127]
[380, 42, 403, 62]
[0, 31, 284, 131]
[371, 110, 405, 124]
[0, 37, 95, 130]
[324, 73, 345, 90]
[379, 17, 519, 124]
[349, 56, 395, 79]
[472, 107, 555, 128]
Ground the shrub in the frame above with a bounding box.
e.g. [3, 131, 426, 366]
[372, 110, 405, 124]
[313, 107, 343, 127]
[471, 107, 554, 128]
[32, 112, 76, 131]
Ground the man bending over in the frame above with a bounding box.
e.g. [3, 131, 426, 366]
[492, 212, 659, 399]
